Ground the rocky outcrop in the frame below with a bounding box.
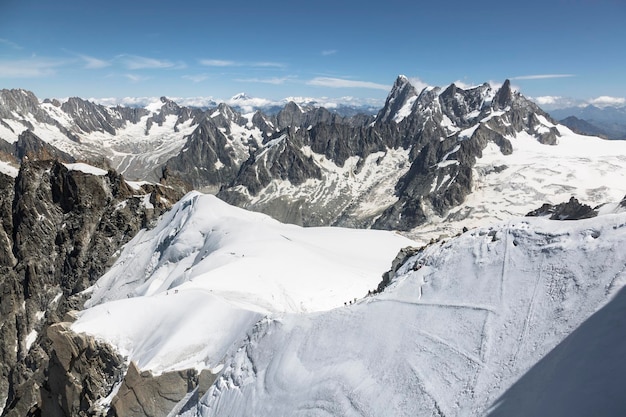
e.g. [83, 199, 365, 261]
[36, 322, 126, 417]
[61, 97, 126, 136]
[14, 130, 75, 163]
[111, 363, 216, 417]
[526, 196, 597, 220]
[144, 97, 203, 134]
[0, 160, 182, 416]
[161, 119, 242, 192]
[227, 132, 322, 196]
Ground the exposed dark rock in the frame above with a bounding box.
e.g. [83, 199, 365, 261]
[144, 97, 203, 134]
[61, 98, 118, 135]
[161, 120, 240, 191]
[376, 75, 419, 124]
[526, 196, 597, 220]
[14, 130, 75, 163]
[224, 132, 322, 196]
[438, 82, 491, 127]
[493, 79, 513, 110]
[378, 246, 422, 292]
[111, 362, 216, 417]
[37, 323, 126, 417]
[0, 160, 182, 416]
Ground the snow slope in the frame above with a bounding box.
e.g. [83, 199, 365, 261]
[414, 122, 626, 243]
[73, 192, 415, 374]
[195, 211, 626, 416]
[486, 286, 626, 417]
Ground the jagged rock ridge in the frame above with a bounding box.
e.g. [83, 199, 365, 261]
[0, 160, 182, 416]
[3, 79, 620, 236]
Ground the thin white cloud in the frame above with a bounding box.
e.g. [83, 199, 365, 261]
[252, 61, 285, 68]
[200, 59, 237, 67]
[589, 96, 626, 107]
[234, 76, 293, 85]
[182, 74, 210, 83]
[0, 38, 22, 50]
[123, 73, 149, 82]
[534, 95, 562, 105]
[529, 95, 582, 110]
[307, 77, 390, 91]
[78, 54, 111, 69]
[199, 59, 285, 69]
[321, 49, 337, 56]
[0, 58, 67, 78]
[117, 54, 185, 70]
[511, 74, 575, 80]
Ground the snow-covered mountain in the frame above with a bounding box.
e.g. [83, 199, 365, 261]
[2, 77, 626, 417]
[218, 77, 626, 241]
[3, 78, 626, 243]
[64, 191, 626, 416]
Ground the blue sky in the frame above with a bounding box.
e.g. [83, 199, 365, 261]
[1, 0, 625, 108]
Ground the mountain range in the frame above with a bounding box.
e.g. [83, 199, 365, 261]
[2, 77, 625, 241]
[0, 77, 625, 416]
[549, 105, 626, 139]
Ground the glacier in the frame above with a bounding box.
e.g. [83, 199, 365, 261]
[72, 191, 626, 416]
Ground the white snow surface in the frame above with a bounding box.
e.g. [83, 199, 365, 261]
[73, 192, 414, 374]
[0, 160, 19, 177]
[412, 125, 626, 243]
[63, 162, 108, 176]
[198, 211, 626, 416]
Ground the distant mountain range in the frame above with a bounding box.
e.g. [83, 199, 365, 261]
[548, 105, 626, 139]
[2, 77, 626, 241]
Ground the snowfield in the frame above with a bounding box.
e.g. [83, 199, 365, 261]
[413, 123, 626, 243]
[197, 211, 626, 417]
[73, 192, 415, 374]
[72, 192, 626, 416]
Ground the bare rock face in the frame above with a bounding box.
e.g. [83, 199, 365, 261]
[0, 159, 183, 416]
[526, 196, 598, 220]
[39, 323, 126, 417]
[111, 363, 216, 417]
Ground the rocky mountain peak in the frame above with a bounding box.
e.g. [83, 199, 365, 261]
[438, 82, 492, 127]
[376, 75, 420, 123]
[0, 89, 41, 118]
[493, 79, 513, 109]
[276, 101, 304, 128]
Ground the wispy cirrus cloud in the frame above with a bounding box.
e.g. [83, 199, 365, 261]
[0, 57, 68, 78]
[200, 59, 286, 69]
[511, 74, 575, 80]
[61, 49, 111, 69]
[234, 76, 294, 85]
[122, 73, 150, 82]
[0, 38, 23, 50]
[116, 54, 186, 70]
[307, 77, 390, 91]
[251, 61, 285, 68]
[321, 49, 337, 56]
[200, 59, 237, 67]
[182, 74, 210, 83]
[78, 54, 111, 69]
